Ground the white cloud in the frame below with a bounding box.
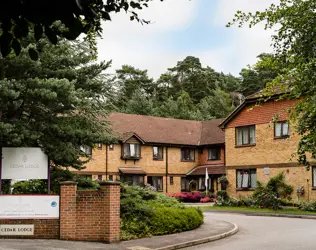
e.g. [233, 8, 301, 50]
[207, 0, 279, 75]
[97, 0, 198, 78]
[97, 0, 280, 79]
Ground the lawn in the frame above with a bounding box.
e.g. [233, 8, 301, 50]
[196, 205, 316, 216]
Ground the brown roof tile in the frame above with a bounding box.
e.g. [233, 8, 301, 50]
[107, 113, 224, 146]
[186, 165, 225, 176]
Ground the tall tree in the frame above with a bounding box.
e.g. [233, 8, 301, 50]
[0, 0, 161, 58]
[229, 0, 316, 167]
[0, 37, 113, 170]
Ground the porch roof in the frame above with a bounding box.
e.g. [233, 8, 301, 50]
[186, 164, 225, 176]
[119, 167, 146, 175]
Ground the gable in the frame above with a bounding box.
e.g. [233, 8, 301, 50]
[225, 99, 296, 128]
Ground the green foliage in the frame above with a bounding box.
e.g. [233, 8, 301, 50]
[12, 180, 48, 194]
[0, 37, 114, 170]
[120, 184, 203, 240]
[0, 0, 159, 58]
[299, 201, 316, 212]
[216, 190, 228, 200]
[110, 56, 243, 121]
[229, 0, 316, 168]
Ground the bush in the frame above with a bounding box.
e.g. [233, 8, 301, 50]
[299, 201, 316, 212]
[121, 184, 203, 240]
[168, 192, 205, 202]
[217, 190, 228, 200]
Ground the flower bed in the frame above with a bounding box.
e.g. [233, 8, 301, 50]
[168, 192, 207, 203]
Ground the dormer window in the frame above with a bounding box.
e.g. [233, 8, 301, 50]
[122, 143, 140, 159]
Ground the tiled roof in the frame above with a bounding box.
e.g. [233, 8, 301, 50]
[186, 165, 225, 176]
[107, 113, 224, 146]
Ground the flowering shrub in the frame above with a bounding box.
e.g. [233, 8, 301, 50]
[200, 197, 211, 203]
[168, 192, 205, 202]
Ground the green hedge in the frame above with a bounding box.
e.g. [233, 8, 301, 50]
[120, 184, 203, 240]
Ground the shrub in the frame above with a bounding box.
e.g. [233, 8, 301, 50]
[168, 192, 205, 202]
[299, 201, 316, 212]
[121, 184, 203, 240]
[217, 190, 228, 200]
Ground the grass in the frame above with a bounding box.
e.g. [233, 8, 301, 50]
[196, 205, 316, 215]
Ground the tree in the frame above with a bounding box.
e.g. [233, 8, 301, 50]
[0, 0, 161, 58]
[239, 53, 279, 97]
[0, 37, 114, 170]
[229, 0, 316, 168]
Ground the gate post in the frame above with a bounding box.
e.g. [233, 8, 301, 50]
[100, 181, 120, 243]
[60, 181, 77, 240]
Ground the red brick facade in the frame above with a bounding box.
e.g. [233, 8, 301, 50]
[198, 146, 225, 166]
[0, 219, 59, 239]
[0, 181, 120, 243]
[226, 99, 296, 128]
[60, 181, 120, 243]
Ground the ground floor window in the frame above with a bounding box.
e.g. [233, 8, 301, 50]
[147, 176, 163, 191]
[181, 176, 214, 192]
[313, 167, 316, 187]
[121, 175, 144, 185]
[236, 169, 257, 189]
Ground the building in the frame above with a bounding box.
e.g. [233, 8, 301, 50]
[220, 91, 316, 201]
[73, 113, 226, 194]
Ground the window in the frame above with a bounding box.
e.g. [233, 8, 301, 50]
[147, 176, 163, 191]
[181, 177, 187, 191]
[98, 175, 102, 181]
[97, 143, 102, 150]
[109, 144, 114, 150]
[236, 125, 256, 146]
[109, 175, 113, 181]
[153, 146, 163, 160]
[122, 175, 144, 185]
[274, 121, 290, 138]
[181, 148, 195, 161]
[208, 147, 221, 160]
[122, 143, 140, 158]
[313, 167, 316, 187]
[236, 169, 257, 189]
[170, 176, 174, 185]
[80, 145, 92, 156]
[82, 175, 92, 180]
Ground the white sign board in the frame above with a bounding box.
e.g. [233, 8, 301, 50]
[263, 167, 270, 175]
[1, 147, 48, 179]
[0, 195, 59, 219]
[0, 225, 34, 235]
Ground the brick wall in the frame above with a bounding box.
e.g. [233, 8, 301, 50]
[198, 146, 225, 165]
[0, 219, 59, 239]
[60, 181, 120, 243]
[226, 99, 296, 128]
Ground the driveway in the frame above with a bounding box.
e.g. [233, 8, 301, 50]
[186, 212, 316, 250]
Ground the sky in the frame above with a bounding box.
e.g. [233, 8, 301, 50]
[97, 0, 278, 79]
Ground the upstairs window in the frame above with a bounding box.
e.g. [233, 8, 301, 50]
[208, 147, 221, 160]
[236, 125, 256, 146]
[274, 121, 290, 138]
[80, 145, 92, 156]
[181, 148, 195, 162]
[123, 143, 140, 158]
[153, 146, 163, 160]
[236, 169, 257, 189]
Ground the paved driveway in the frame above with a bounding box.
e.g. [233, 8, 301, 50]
[187, 212, 316, 250]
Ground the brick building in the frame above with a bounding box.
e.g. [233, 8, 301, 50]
[220, 91, 316, 201]
[73, 113, 226, 194]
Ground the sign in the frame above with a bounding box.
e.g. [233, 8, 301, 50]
[0, 195, 59, 219]
[0, 225, 34, 235]
[1, 147, 48, 179]
[263, 167, 270, 175]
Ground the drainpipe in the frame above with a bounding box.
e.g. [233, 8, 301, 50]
[166, 146, 169, 193]
[106, 144, 108, 180]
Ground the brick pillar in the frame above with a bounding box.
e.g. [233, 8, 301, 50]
[60, 181, 77, 240]
[100, 181, 120, 243]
